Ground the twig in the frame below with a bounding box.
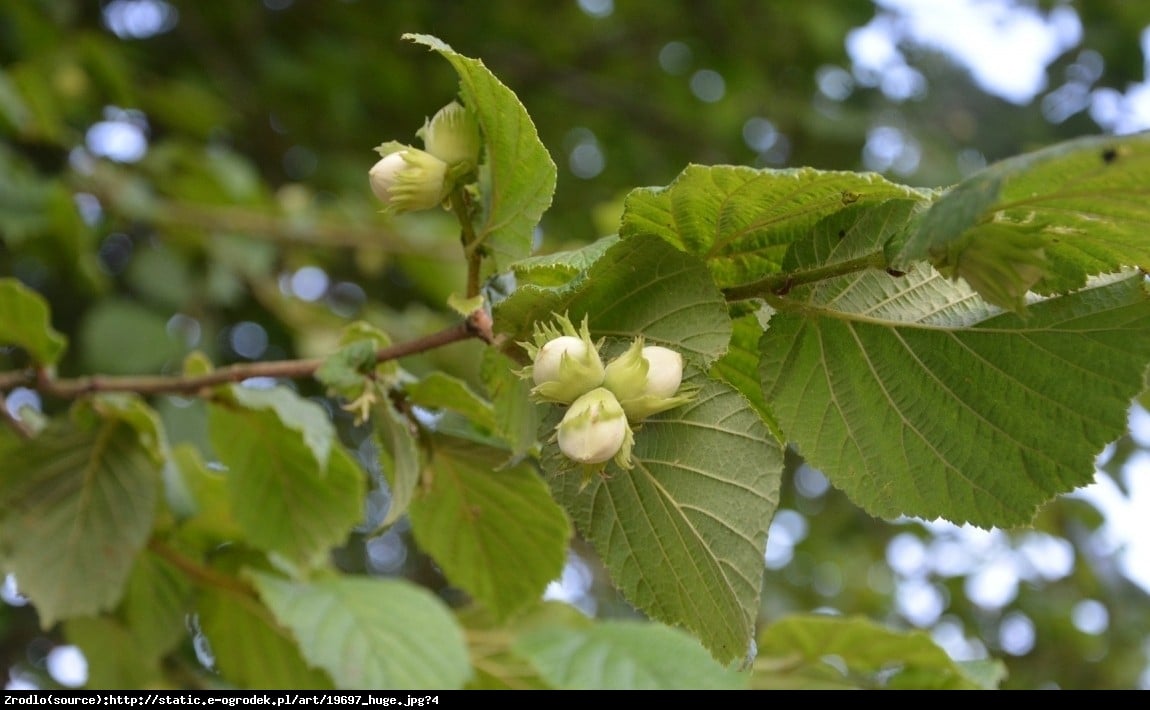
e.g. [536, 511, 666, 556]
[2, 311, 494, 400]
[722, 251, 889, 302]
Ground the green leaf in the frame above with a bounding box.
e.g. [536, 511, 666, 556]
[90, 393, 168, 465]
[125, 244, 196, 312]
[122, 550, 193, 659]
[460, 601, 591, 689]
[405, 371, 497, 432]
[510, 235, 621, 288]
[0, 69, 32, 133]
[619, 164, 929, 290]
[546, 374, 782, 664]
[709, 311, 781, 441]
[404, 33, 557, 268]
[316, 340, 382, 398]
[65, 616, 163, 689]
[754, 615, 1004, 690]
[171, 443, 245, 542]
[481, 347, 541, 458]
[0, 277, 67, 364]
[208, 386, 364, 568]
[79, 298, 183, 375]
[199, 586, 334, 690]
[250, 572, 471, 690]
[496, 233, 732, 366]
[898, 133, 1150, 300]
[447, 292, 485, 316]
[760, 268, 1150, 527]
[408, 437, 571, 619]
[515, 621, 747, 690]
[315, 322, 397, 400]
[0, 413, 160, 626]
[375, 399, 421, 528]
[228, 385, 335, 465]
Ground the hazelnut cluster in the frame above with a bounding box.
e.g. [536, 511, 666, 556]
[520, 314, 696, 470]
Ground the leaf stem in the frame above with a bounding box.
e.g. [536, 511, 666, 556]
[450, 187, 483, 297]
[1, 312, 494, 400]
[722, 251, 889, 302]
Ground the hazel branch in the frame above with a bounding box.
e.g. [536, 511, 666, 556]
[1, 310, 494, 400]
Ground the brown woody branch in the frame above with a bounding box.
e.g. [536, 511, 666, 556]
[0, 310, 494, 400]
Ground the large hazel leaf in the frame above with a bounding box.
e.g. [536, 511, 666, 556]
[496, 233, 732, 366]
[0, 277, 67, 365]
[897, 132, 1150, 302]
[759, 265, 1150, 528]
[754, 615, 1004, 689]
[0, 405, 160, 626]
[250, 572, 471, 690]
[408, 436, 571, 619]
[546, 374, 782, 664]
[515, 620, 747, 690]
[208, 386, 364, 568]
[619, 164, 930, 289]
[404, 34, 556, 268]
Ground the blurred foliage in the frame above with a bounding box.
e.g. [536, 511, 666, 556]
[2, 0, 1150, 690]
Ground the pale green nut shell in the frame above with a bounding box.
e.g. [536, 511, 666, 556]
[418, 100, 481, 168]
[557, 387, 631, 465]
[639, 345, 683, 398]
[528, 315, 605, 404]
[368, 147, 449, 213]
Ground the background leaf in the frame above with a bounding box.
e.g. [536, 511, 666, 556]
[754, 615, 1005, 689]
[0, 277, 67, 365]
[198, 586, 334, 689]
[408, 437, 571, 619]
[405, 33, 557, 269]
[405, 372, 497, 432]
[0, 411, 159, 626]
[251, 572, 471, 690]
[481, 347, 541, 458]
[65, 616, 164, 689]
[460, 601, 591, 689]
[515, 620, 747, 689]
[208, 386, 364, 568]
[79, 299, 183, 375]
[121, 550, 193, 660]
[375, 399, 422, 528]
[546, 374, 782, 664]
